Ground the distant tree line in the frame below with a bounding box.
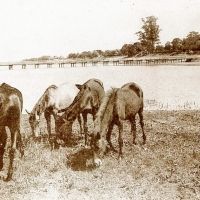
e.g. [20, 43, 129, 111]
[24, 15, 200, 61]
[68, 16, 200, 59]
[121, 30, 200, 57]
[67, 49, 121, 59]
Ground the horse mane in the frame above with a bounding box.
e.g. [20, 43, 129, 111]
[93, 79, 104, 89]
[31, 84, 58, 115]
[0, 82, 11, 88]
[62, 80, 103, 115]
[95, 87, 118, 121]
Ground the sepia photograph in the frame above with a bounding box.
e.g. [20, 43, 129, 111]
[0, 0, 199, 199]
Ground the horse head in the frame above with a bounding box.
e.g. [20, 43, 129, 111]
[25, 109, 40, 138]
[67, 84, 93, 121]
[56, 116, 74, 143]
[89, 118, 107, 167]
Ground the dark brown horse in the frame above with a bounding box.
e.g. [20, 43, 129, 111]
[26, 82, 82, 148]
[90, 82, 146, 166]
[0, 83, 24, 181]
[58, 78, 105, 146]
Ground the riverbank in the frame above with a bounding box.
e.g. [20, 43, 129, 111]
[0, 110, 199, 199]
[1, 53, 200, 68]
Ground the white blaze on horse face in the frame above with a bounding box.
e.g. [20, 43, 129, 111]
[94, 158, 102, 166]
[36, 114, 40, 120]
[29, 114, 40, 137]
[34, 123, 40, 137]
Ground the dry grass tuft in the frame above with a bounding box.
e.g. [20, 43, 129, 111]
[0, 110, 200, 199]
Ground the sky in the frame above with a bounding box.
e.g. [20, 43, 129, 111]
[0, 0, 199, 61]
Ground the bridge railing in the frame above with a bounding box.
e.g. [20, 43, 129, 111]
[0, 57, 192, 70]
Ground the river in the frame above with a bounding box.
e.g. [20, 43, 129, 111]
[0, 64, 199, 112]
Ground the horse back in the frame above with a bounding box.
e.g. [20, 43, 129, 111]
[0, 83, 23, 125]
[84, 79, 105, 105]
[121, 82, 143, 98]
[115, 82, 143, 119]
[49, 82, 79, 109]
[84, 78, 104, 88]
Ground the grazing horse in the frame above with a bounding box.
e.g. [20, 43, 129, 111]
[26, 82, 82, 147]
[58, 78, 105, 146]
[90, 82, 146, 166]
[0, 83, 24, 181]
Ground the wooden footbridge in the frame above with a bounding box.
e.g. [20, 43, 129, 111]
[0, 57, 193, 70]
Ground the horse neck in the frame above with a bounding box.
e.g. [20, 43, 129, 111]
[97, 89, 117, 137]
[31, 95, 46, 116]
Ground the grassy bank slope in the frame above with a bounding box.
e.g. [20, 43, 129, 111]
[0, 110, 199, 199]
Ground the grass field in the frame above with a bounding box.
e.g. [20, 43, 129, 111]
[0, 110, 199, 200]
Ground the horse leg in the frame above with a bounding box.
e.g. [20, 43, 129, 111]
[138, 108, 146, 144]
[17, 129, 24, 158]
[106, 121, 116, 152]
[44, 110, 53, 149]
[53, 113, 63, 137]
[44, 110, 51, 137]
[5, 126, 19, 181]
[116, 119, 124, 157]
[0, 127, 7, 171]
[130, 116, 137, 145]
[77, 114, 83, 136]
[82, 111, 88, 147]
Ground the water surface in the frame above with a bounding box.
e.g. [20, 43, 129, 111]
[0, 64, 199, 112]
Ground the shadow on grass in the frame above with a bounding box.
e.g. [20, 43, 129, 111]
[61, 135, 83, 148]
[25, 134, 84, 150]
[66, 148, 95, 171]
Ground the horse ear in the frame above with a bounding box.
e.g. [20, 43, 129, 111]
[25, 109, 31, 115]
[75, 84, 82, 90]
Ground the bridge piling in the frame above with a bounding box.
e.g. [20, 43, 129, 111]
[47, 63, 52, 68]
[35, 64, 39, 69]
[71, 62, 76, 67]
[22, 64, 26, 69]
[81, 62, 87, 67]
[9, 65, 13, 70]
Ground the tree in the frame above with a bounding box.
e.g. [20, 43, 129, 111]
[164, 41, 172, 52]
[96, 50, 104, 56]
[120, 43, 143, 57]
[183, 31, 200, 52]
[136, 16, 161, 53]
[92, 50, 99, 58]
[120, 44, 129, 56]
[172, 38, 182, 52]
[155, 45, 165, 54]
[132, 42, 143, 55]
[68, 53, 77, 59]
